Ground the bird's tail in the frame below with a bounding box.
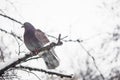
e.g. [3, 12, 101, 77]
[42, 48, 60, 69]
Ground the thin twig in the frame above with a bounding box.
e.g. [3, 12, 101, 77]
[46, 34, 58, 40]
[78, 41, 105, 80]
[0, 28, 23, 41]
[46, 34, 68, 40]
[0, 13, 23, 25]
[47, 33, 103, 43]
[25, 56, 40, 62]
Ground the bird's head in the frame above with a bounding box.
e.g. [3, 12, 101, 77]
[22, 22, 35, 31]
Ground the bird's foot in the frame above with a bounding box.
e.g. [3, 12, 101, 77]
[31, 48, 39, 55]
[35, 48, 39, 54]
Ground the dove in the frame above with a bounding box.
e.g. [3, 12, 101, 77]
[22, 22, 59, 69]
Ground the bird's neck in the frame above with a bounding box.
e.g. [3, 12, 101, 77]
[25, 28, 35, 33]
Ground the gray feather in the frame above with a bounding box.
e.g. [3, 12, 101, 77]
[42, 48, 59, 69]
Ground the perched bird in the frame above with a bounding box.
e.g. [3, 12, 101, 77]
[22, 22, 59, 69]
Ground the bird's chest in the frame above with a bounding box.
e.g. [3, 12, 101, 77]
[24, 31, 42, 51]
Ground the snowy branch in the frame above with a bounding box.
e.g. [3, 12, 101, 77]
[0, 36, 63, 77]
[15, 66, 72, 78]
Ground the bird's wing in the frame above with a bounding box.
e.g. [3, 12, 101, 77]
[35, 29, 49, 46]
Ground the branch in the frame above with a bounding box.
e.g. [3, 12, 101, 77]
[46, 33, 83, 43]
[47, 33, 103, 43]
[15, 66, 72, 78]
[0, 47, 4, 62]
[25, 56, 40, 62]
[63, 39, 83, 43]
[0, 37, 62, 76]
[53, 38, 105, 80]
[77, 40, 105, 80]
[0, 28, 23, 41]
[0, 13, 23, 25]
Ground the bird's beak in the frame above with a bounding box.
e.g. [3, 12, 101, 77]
[21, 25, 24, 28]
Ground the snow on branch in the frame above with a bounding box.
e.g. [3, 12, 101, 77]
[0, 35, 72, 78]
[15, 66, 72, 78]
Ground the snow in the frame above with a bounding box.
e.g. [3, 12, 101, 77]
[0, 54, 24, 70]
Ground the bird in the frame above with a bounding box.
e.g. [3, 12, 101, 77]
[22, 22, 59, 69]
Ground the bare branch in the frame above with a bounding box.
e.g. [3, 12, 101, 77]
[77, 40, 105, 80]
[63, 39, 83, 43]
[0, 47, 4, 62]
[0, 28, 23, 41]
[15, 66, 72, 78]
[47, 34, 83, 43]
[46, 34, 58, 40]
[14, 37, 23, 55]
[46, 34, 68, 41]
[47, 33, 103, 43]
[0, 13, 23, 25]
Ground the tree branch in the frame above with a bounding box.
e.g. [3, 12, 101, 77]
[0, 28, 23, 41]
[15, 66, 72, 78]
[0, 13, 23, 25]
[77, 40, 105, 80]
[0, 37, 62, 76]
